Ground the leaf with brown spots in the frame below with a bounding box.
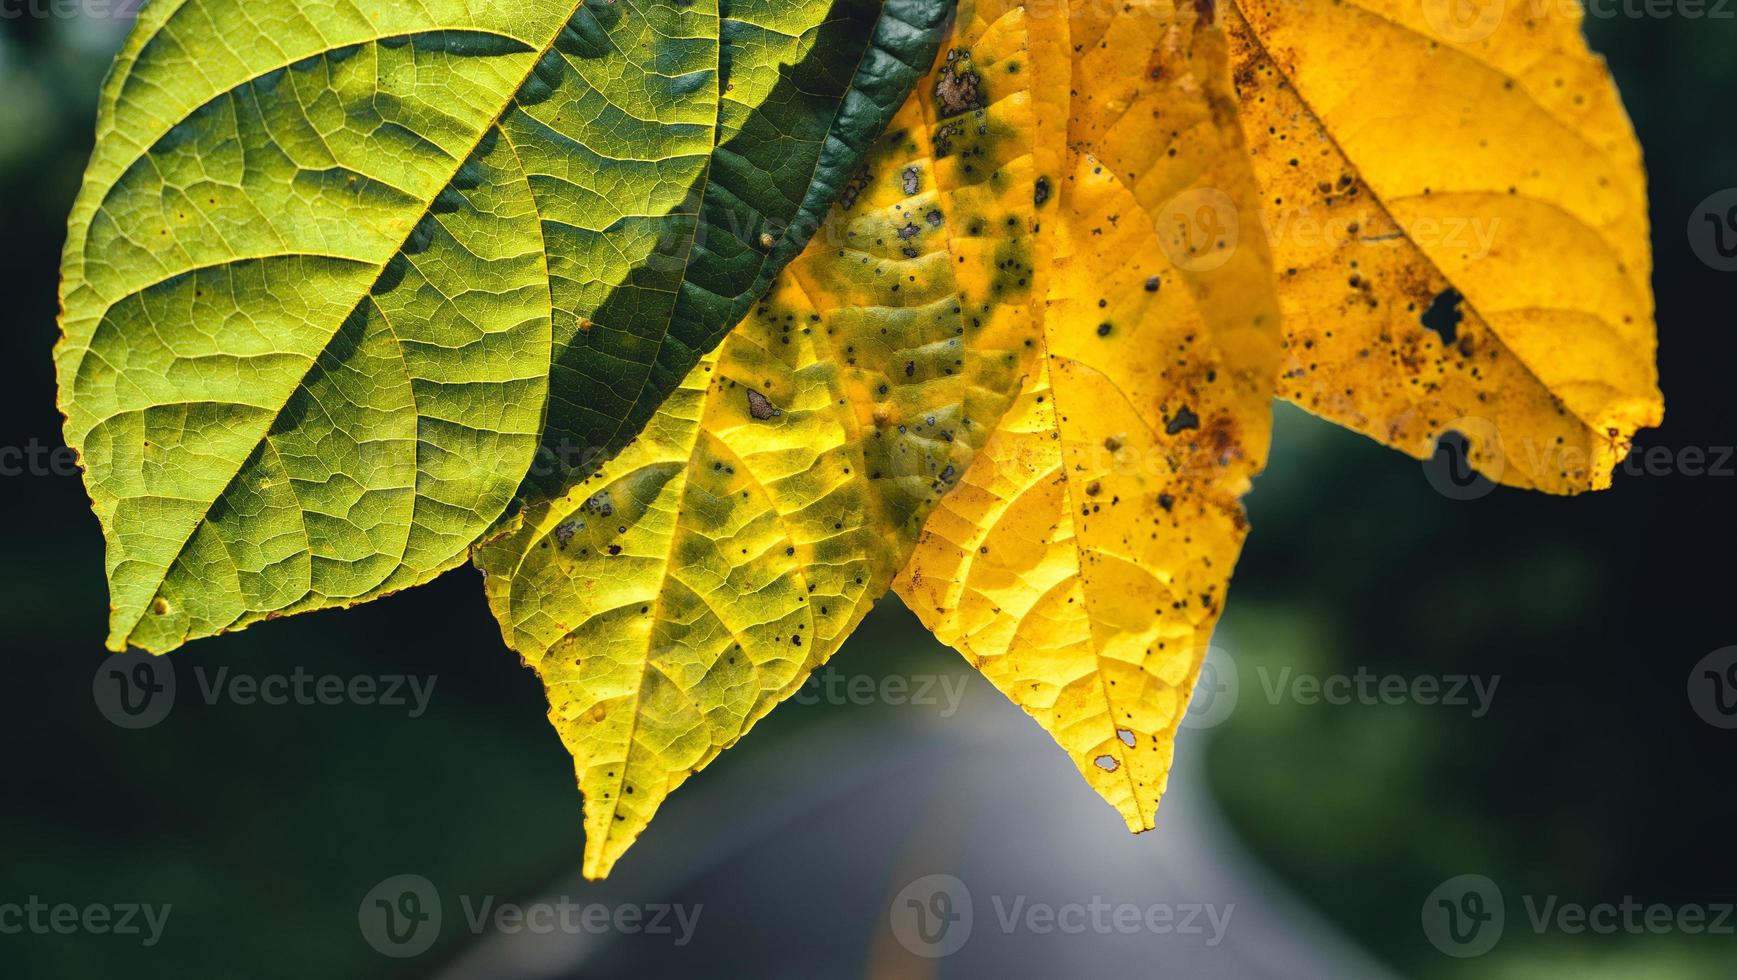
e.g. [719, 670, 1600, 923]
[894, 1, 1281, 834]
[475, 0, 1663, 876]
[1226, 0, 1661, 491]
[473, 0, 1056, 879]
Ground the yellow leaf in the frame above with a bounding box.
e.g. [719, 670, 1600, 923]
[474, 0, 1054, 879]
[479, 0, 1658, 869]
[893, 3, 1281, 833]
[1226, 0, 1662, 492]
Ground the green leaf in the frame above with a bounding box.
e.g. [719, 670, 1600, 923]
[475, 0, 1054, 878]
[56, 0, 949, 653]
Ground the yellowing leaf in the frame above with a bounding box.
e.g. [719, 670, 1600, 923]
[1226, 0, 1661, 492]
[476, 0, 1661, 871]
[894, 3, 1280, 833]
[475, 1, 1054, 878]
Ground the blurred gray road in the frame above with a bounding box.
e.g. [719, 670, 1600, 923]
[435, 673, 1398, 980]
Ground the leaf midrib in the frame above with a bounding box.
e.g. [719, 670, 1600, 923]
[594, 0, 905, 460]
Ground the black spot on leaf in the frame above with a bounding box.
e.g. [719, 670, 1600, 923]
[1421, 288, 1465, 345]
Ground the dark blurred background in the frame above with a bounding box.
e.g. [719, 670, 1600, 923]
[2, 7, 1733, 979]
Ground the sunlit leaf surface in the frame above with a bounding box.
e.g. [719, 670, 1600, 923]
[895, 0, 1281, 834]
[477, 0, 1053, 878]
[1228, 0, 1661, 492]
[57, 0, 947, 652]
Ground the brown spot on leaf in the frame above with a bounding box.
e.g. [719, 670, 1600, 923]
[746, 390, 782, 420]
[934, 56, 984, 117]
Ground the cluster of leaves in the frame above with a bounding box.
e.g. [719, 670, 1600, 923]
[59, 0, 1660, 878]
